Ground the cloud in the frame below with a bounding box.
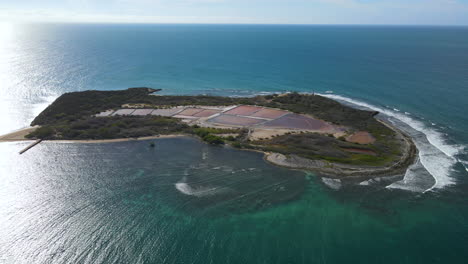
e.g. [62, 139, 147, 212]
[1, 0, 468, 25]
[0, 8, 257, 24]
[115, 0, 228, 6]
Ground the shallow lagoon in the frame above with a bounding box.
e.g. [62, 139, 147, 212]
[1, 138, 468, 263]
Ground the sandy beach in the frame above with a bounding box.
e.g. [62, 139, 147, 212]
[0, 127, 39, 142]
[0, 119, 416, 180]
[0, 127, 186, 144]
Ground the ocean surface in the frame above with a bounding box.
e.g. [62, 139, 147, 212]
[0, 23, 467, 263]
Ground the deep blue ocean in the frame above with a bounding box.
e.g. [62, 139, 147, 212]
[1, 24, 468, 263]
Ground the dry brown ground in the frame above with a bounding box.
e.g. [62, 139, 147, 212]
[346, 131, 376, 144]
[249, 129, 294, 140]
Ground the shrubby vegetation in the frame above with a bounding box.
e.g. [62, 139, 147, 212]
[190, 127, 239, 145]
[27, 116, 189, 140]
[249, 133, 399, 166]
[26, 126, 55, 139]
[27, 115, 239, 145]
[27, 88, 402, 165]
[32, 88, 385, 134]
[31, 88, 158, 126]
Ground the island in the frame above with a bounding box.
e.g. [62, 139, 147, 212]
[19, 87, 416, 180]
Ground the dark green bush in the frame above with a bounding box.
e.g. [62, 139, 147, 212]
[26, 126, 55, 139]
[202, 134, 224, 145]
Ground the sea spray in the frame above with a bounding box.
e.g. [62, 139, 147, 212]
[175, 176, 223, 197]
[319, 93, 464, 191]
[387, 158, 435, 192]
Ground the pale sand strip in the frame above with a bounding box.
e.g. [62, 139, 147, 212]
[0, 127, 187, 144]
[0, 127, 39, 142]
[50, 135, 186, 144]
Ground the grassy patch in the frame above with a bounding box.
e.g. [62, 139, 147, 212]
[250, 132, 401, 166]
[27, 116, 190, 140]
[29, 88, 404, 166]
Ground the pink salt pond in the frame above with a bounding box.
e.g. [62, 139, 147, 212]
[262, 113, 328, 130]
[193, 109, 221, 117]
[250, 108, 288, 119]
[208, 114, 266, 127]
[224, 105, 263, 116]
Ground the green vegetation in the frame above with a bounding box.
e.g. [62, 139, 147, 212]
[200, 134, 225, 145]
[27, 88, 404, 166]
[27, 116, 189, 140]
[190, 127, 240, 145]
[249, 133, 400, 166]
[31, 87, 159, 126]
[26, 126, 55, 139]
[27, 114, 239, 146]
[31, 89, 385, 134]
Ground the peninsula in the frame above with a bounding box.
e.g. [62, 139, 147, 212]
[16, 87, 417, 179]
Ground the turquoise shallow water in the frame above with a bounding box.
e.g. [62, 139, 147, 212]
[1, 24, 468, 263]
[1, 139, 467, 263]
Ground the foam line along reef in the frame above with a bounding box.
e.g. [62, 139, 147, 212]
[320, 93, 466, 191]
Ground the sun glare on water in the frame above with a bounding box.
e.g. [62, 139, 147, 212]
[0, 22, 14, 44]
[0, 22, 16, 62]
[0, 22, 18, 135]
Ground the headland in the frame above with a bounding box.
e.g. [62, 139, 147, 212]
[1, 87, 417, 178]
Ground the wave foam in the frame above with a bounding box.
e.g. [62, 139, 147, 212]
[462, 161, 468, 172]
[320, 93, 463, 191]
[175, 182, 222, 197]
[175, 176, 224, 197]
[321, 178, 342, 190]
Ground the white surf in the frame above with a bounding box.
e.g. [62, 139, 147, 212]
[319, 93, 464, 192]
[175, 177, 223, 197]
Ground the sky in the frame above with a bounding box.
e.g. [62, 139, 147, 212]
[1, 0, 468, 25]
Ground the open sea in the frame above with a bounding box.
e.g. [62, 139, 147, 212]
[1, 23, 468, 263]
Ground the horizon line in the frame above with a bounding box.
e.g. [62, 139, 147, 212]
[5, 21, 468, 27]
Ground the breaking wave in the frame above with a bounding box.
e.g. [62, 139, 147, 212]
[319, 93, 465, 192]
[175, 177, 224, 197]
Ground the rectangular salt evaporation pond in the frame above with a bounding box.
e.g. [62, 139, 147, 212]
[131, 109, 154, 116]
[224, 105, 263, 116]
[250, 108, 288, 119]
[262, 113, 328, 130]
[177, 108, 204, 116]
[112, 109, 136, 116]
[150, 108, 181, 117]
[95, 110, 115, 117]
[207, 114, 266, 127]
[193, 109, 221, 118]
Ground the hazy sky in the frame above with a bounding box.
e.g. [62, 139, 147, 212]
[1, 0, 468, 25]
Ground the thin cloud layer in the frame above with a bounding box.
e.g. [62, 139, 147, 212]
[1, 0, 468, 25]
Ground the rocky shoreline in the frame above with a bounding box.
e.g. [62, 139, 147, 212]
[3, 88, 418, 181]
[264, 119, 417, 179]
